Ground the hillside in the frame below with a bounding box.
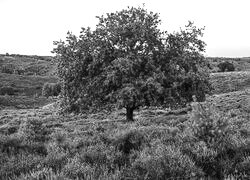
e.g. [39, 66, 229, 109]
[0, 54, 56, 76]
[206, 57, 250, 72]
[0, 54, 58, 109]
[0, 55, 250, 179]
[210, 71, 250, 94]
[0, 73, 58, 96]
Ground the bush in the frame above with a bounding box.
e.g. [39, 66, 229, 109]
[218, 61, 235, 72]
[0, 86, 15, 95]
[42, 82, 61, 97]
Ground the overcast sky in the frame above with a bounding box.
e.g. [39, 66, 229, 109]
[0, 0, 249, 57]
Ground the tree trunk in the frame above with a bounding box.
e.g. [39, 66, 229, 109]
[126, 107, 134, 121]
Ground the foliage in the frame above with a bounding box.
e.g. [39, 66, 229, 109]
[42, 82, 61, 97]
[53, 6, 210, 121]
[218, 61, 235, 72]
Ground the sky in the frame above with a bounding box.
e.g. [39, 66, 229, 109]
[0, 0, 249, 57]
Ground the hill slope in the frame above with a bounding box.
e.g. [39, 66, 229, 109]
[210, 71, 250, 94]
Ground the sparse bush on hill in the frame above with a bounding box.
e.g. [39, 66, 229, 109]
[53, 6, 211, 121]
[218, 61, 235, 72]
[42, 82, 61, 97]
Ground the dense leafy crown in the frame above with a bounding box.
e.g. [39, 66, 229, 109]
[53, 6, 210, 115]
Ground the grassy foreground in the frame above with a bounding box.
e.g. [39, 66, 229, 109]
[0, 95, 249, 179]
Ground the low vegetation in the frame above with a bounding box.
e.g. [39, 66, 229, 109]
[210, 71, 250, 94]
[0, 97, 249, 179]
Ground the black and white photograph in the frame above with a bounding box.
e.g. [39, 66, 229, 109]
[0, 0, 250, 179]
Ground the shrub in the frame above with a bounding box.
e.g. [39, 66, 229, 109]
[0, 86, 15, 95]
[218, 61, 235, 72]
[42, 82, 61, 97]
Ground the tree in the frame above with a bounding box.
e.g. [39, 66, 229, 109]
[53, 6, 210, 121]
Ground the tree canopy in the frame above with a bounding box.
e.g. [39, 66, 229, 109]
[53, 6, 211, 121]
